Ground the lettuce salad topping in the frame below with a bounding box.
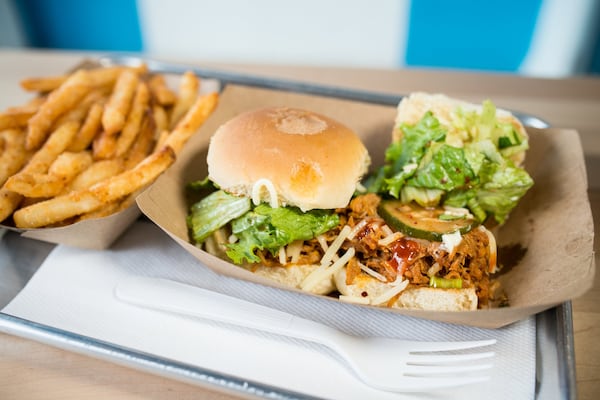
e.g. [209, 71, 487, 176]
[187, 189, 339, 264]
[366, 100, 533, 225]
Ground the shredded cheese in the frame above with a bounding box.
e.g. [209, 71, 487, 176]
[287, 240, 303, 264]
[301, 247, 355, 292]
[378, 232, 402, 247]
[358, 261, 387, 282]
[347, 219, 369, 240]
[320, 225, 351, 267]
[370, 278, 409, 305]
[479, 225, 498, 273]
[316, 235, 329, 253]
[278, 247, 287, 265]
[251, 178, 279, 208]
[381, 225, 394, 237]
[427, 262, 441, 277]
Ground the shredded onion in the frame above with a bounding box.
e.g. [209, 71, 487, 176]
[251, 178, 279, 208]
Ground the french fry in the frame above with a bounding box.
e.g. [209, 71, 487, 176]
[76, 199, 122, 222]
[49, 151, 93, 177]
[102, 69, 139, 135]
[65, 158, 124, 192]
[115, 81, 150, 157]
[53, 88, 108, 127]
[169, 71, 199, 129]
[68, 101, 105, 152]
[26, 69, 92, 150]
[164, 92, 219, 155]
[13, 146, 176, 228]
[124, 112, 155, 169]
[19, 65, 147, 93]
[92, 129, 117, 160]
[8, 151, 92, 198]
[20, 75, 68, 92]
[0, 108, 37, 131]
[21, 120, 80, 174]
[153, 129, 170, 153]
[148, 74, 176, 105]
[4, 173, 64, 198]
[152, 104, 169, 136]
[0, 129, 32, 186]
[0, 189, 22, 223]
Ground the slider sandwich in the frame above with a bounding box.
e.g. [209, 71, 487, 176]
[187, 106, 371, 295]
[338, 93, 534, 310]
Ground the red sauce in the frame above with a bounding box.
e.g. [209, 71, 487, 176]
[389, 238, 420, 273]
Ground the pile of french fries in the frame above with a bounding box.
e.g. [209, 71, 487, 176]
[0, 64, 218, 229]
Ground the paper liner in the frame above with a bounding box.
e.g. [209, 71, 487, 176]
[136, 84, 595, 328]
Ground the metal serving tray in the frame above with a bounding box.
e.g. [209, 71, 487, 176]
[0, 56, 574, 400]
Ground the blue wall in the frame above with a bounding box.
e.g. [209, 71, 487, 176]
[16, 0, 142, 52]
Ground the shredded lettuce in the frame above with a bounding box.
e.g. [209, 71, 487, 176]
[226, 204, 339, 264]
[367, 100, 533, 225]
[186, 189, 340, 265]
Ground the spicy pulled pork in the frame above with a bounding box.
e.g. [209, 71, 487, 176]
[255, 193, 498, 308]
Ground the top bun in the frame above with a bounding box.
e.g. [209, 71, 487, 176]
[394, 92, 528, 165]
[207, 107, 370, 211]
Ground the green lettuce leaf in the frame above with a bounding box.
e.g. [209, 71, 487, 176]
[226, 204, 339, 264]
[366, 100, 533, 225]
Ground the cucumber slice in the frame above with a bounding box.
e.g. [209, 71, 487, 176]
[378, 200, 476, 241]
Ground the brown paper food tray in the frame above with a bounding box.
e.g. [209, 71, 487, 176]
[136, 84, 595, 329]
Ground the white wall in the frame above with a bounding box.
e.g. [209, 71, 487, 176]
[137, 0, 410, 68]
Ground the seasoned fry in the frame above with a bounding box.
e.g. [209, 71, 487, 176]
[68, 101, 104, 152]
[124, 112, 155, 169]
[92, 129, 117, 160]
[152, 104, 169, 136]
[13, 146, 176, 228]
[153, 129, 170, 153]
[102, 69, 139, 135]
[21, 120, 80, 174]
[7, 151, 92, 198]
[0, 129, 32, 186]
[20, 75, 68, 92]
[164, 92, 219, 154]
[20, 65, 148, 93]
[148, 74, 176, 105]
[169, 71, 199, 129]
[0, 189, 22, 222]
[65, 158, 124, 192]
[0, 108, 37, 131]
[115, 81, 150, 157]
[26, 69, 92, 150]
[53, 88, 108, 127]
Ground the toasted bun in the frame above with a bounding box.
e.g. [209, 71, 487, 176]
[246, 264, 335, 295]
[334, 269, 478, 311]
[207, 107, 370, 211]
[394, 92, 528, 165]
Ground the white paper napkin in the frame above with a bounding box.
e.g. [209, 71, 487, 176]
[2, 221, 536, 399]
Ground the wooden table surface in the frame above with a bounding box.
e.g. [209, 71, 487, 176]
[0, 49, 598, 399]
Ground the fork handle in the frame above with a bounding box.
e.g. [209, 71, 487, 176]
[115, 277, 338, 344]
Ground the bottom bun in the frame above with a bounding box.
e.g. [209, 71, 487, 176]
[245, 264, 336, 295]
[335, 269, 478, 311]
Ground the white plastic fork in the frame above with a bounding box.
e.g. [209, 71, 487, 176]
[114, 277, 496, 393]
